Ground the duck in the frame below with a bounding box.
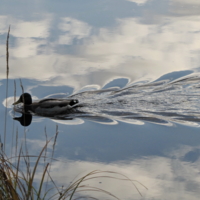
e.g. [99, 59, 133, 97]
[13, 93, 79, 117]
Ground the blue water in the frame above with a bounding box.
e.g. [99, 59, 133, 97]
[1, 0, 200, 199]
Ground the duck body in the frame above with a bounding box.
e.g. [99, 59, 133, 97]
[13, 93, 79, 117]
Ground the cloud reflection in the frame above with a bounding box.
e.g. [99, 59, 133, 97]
[11, 16, 200, 88]
[34, 144, 200, 200]
[170, 0, 200, 15]
[0, 1, 200, 90]
[127, 0, 149, 5]
[13, 38, 46, 58]
[12, 19, 50, 38]
[58, 17, 91, 45]
[172, 0, 200, 5]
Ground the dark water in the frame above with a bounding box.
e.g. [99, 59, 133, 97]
[1, 0, 200, 199]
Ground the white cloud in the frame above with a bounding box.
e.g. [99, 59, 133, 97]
[12, 38, 46, 58]
[58, 17, 91, 45]
[127, 0, 149, 5]
[33, 145, 200, 200]
[169, 0, 200, 16]
[12, 19, 50, 38]
[0, 15, 51, 38]
[172, 0, 200, 5]
[1, 14, 200, 90]
[0, 15, 51, 59]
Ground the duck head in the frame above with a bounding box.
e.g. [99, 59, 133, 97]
[13, 93, 32, 105]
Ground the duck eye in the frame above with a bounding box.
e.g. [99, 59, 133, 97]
[69, 99, 79, 106]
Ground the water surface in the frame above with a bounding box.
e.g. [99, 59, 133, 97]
[1, 0, 200, 199]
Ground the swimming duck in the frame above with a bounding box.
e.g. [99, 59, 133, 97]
[13, 93, 79, 117]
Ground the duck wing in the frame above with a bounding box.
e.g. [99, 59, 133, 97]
[37, 98, 79, 108]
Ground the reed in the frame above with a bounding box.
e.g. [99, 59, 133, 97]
[0, 133, 147, 200]
[4, 26, 10, 152]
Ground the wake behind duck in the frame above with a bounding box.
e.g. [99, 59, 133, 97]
[13, 74, 200, 126]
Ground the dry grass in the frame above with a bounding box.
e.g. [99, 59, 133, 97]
[4, 25, 10, 152]
[0, 133, 147, 200]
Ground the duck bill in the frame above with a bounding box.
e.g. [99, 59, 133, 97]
[13, 99, 21, 105]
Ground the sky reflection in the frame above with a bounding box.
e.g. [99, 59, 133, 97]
[33, 143, 200, 200]
[1, 0, 200, 199]
[0, 0, 200, 89]
[127, 0, 149, 5]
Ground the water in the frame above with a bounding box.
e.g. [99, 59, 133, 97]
[1, 0, 200, 199]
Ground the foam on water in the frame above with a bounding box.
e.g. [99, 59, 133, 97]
[67, 74, 200, 126]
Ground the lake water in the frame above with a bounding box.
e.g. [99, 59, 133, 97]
[1, 0, 200, 199]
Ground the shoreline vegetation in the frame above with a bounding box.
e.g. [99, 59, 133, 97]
[0, 133, 146, 200]
[1, 27, 147, 199]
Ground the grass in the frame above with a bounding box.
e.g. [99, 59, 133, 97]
[1, 27, 147, 200]
[0, 133, 147, 200]
[4, 25, 10, 152]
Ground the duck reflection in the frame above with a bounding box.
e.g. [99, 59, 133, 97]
[14, 114, 32, 127]
[13, 113, 75, 127]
